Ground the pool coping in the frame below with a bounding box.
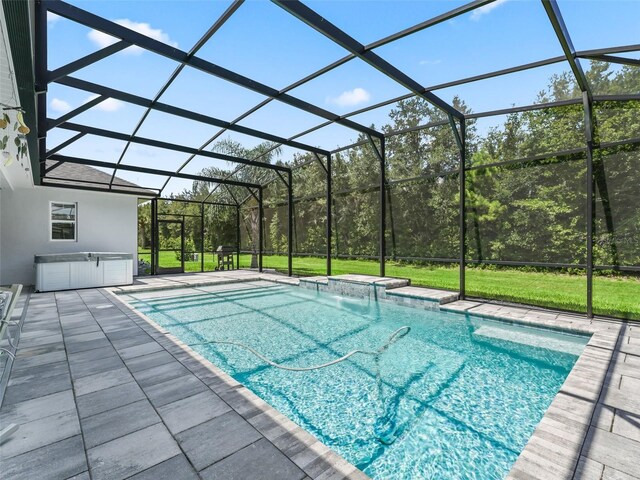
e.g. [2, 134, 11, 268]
[108, 274, 632, 480]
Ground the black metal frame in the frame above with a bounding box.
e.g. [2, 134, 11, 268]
[32, 0, 640, 318]
[146, 196, 253, 275]
[155, 218, 185, 274]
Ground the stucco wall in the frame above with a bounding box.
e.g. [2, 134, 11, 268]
[0, 183, 139, 286]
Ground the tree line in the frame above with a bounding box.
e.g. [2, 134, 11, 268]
[139, 62, 639, 271]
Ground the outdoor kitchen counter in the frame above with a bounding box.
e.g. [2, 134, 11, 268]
[34, 253, 133, 292]
[34, 252, 133, 263]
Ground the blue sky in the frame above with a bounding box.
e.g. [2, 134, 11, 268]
[45, 0, 640, 194]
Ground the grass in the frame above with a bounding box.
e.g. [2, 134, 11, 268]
[138, 250, 640, 320]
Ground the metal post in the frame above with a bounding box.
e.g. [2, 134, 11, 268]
[287, 170, 293, 276]
[584, 92, 594, 318]
[180, 220, 185, 274]
[150, 198, 157, 275]
[236, 205, 241, 270]
[326, 153, 332, 276]
[35, 0, 48, 180]
[459, 119, 466, 299]
[200, 203, 205, 272]
[258, 187, 263, 272]
[380, 137, 386, 277]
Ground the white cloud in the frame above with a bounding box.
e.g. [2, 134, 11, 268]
[47, 12, 61, 24]
[97, 98, 124, 112]
[471, 0, 508, 20]
[88, 19, 178, 55]
[85, 95, 124, 112]
[50, 98, 71, 113]
[327, 87, 371, 107]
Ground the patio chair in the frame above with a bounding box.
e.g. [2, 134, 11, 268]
[0, 284, 23, 358]
[0, 284, 23, 444]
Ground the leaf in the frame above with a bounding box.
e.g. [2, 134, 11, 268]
[3, 113, 9, 122]
[14, 136, 21, 146]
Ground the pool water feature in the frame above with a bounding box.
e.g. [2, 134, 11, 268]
[122, 282, 590, 479]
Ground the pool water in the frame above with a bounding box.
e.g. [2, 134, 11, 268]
[122, 282, 589, 479]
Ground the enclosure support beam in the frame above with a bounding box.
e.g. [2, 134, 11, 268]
[47, 41, 131, 83]
[545, 0, 597, 317]
[584, 94, 595, 318]
[449, 115, 464, 152]
[459, 119, 467, 300]
[151, 198, 157, 275]
[47, 0, 378, 138]
[312, 153, 328, 174]
[580, 54, 640, 68]
[288, 170, 293, 277]
[258, 187, 264, 273]
[48, 154, 262, 189]
[273, 0, 462, 123]
[236, 206, 241, 270]
[35, 0, 48, 181]
[380, 139, 387, 277]
[542, 0, 592, 100]
[313, 152, 332, 275]
[47, 96, 107, 130]
[200, 203, 205, 273]
[222, 185, 239, 206]
[56, 121, 292, 173]
[326, 154, 332, 276]
[365, 135, 386, 276]
[45, 132, 86, 159]
[112, 0, 244, 187]
[55, 76, 329, 157]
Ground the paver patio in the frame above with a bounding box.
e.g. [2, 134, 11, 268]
[1, 271, 639, 480]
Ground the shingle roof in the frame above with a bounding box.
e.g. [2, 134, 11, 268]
[43, 161, 156, 196]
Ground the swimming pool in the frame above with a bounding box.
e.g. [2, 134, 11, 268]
[121, 281, 589, 479]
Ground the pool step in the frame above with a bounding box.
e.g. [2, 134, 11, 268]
[298, 276, 329, 286]
[328, 274, 409, 290]
[385, 286, 459, 305]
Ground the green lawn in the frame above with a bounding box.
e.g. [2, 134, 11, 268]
[138, 250, 640, 320]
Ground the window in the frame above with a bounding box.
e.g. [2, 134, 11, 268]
[50, 202, 77, 241]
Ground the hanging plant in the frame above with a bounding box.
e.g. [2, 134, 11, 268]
[0, 106, 31, 166]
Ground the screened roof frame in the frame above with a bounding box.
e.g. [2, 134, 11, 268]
[36, 0, 639, 203]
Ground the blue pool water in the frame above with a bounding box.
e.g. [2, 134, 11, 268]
[122, 282, 589, 479]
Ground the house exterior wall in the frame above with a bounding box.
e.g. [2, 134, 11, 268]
[0, 183, 139, 286]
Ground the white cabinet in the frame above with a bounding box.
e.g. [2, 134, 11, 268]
[37, 263, 71, 292]
[70, 261, 103, 289]
[35, 254, 133, 292]
[103, 260, 132, 286]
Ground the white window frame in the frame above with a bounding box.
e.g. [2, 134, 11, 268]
[50, 201, 78, 242]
